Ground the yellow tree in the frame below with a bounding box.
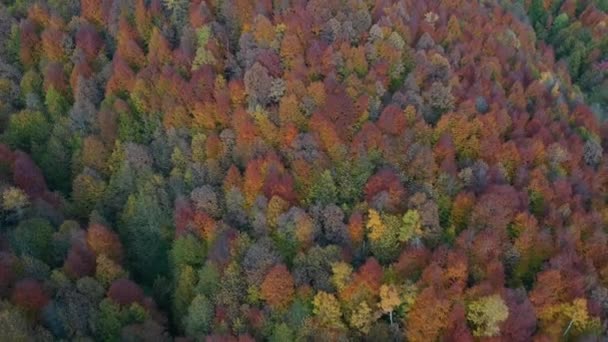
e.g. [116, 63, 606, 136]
[444, 15, 462, 45]
[2, 187, 29, 214]
[400, 210, 423, 242]
[349, 301, 374, 334]
[537, 298, 601, 339]
[466, 294, 509, 337]
[379, 284, 401, 324]
[366, 209, 385, 242]
[331, 262, 353, 292]
[313, 291, 344, 329]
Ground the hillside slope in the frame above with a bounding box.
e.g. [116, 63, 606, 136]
[1, 0, 608, 340]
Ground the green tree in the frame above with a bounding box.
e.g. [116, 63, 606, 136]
[400, 210, 422, 243]
[20, 69, 42, 98]
[308, 170, 338, 205]
[5, 110, 49, 151]
[269, 323, 294, 342]
[184, 294, 213, 337]
[33, 119, 77, 194]
[173, 266, 197, 332]
[335, 157, 374, 208]
[72, 172, 107, 218]
[95, 299, 122, 342]
[196, 261, 221, 297]
[171, 235, 205, 269]
[0, 302, 31, 342]
[11, 218, 54, 264]
[45, 87, 70, 120]
[119, 177, 171, 285]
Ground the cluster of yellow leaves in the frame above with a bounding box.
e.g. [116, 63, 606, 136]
[331, 262, 353, 292]
[349, 301, 374, 334]
[400, 210, 423, 242]
[252, 108, 279, 147]
[537, 298, 601, 339]
[266, 196, 288, 230]
[2, 187, 29, 212]
[366, 209, 385, 241]
[95, 254, 126, 287]
[466, 294, 509, 337]
[379, 284, 401, 315]
[313, 291, 345, 329]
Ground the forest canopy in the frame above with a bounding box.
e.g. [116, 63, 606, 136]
[1, 0, 608, 340]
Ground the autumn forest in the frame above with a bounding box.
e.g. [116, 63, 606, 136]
[1, 0, 608, 340]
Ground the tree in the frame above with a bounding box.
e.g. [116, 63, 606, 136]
[2, 187, 29, 219]
[173, 266, 197, 331]
[260, 264, 295, 310]
[423, 82, 454, 124]
[269, 322, 294, 342]
[379, 284, 401, 324]
[466, 294, 509, 337]
[5, 110, 49, 152]
[11, 218, 54, 264]
[64, 241, 96, 280]
[405, 287, 450, 342]
[171, 235, 205, 269]
[243, 238, 280, 286]
[82, 0, 105, 26]
[320, 204, 347, 244]
[364, 169, 406, 213]
[0, 302, 32, 341]
[331, 262, 353, 292]
[244, 62, 273, 107]
[11, 279, 49, 317]
[366, 209, 384, 242]
[534, 297, 601, 339]
[308, 170, 338, 205]
[45, 86, 70, 120]
[108, 278, 145, 307]
[196, 261, 220, 297]
[147, 28, 171, 65]
[378, 105, 407, 136]
[96, 254, 127, 287]
[81, 137, 109, 176]
[119, 180, 171, 285]
[348, 301, 375, 334]
[86, 223, 123, 262]
[366, 210, 400, 263]
[583, 138, 603, 167]
[400, 210, 422, 243]
[293, 245, 341, 292]
[94, 298, 121, 341]
[192, 26, 216, 70]
[12, 151, 48, 198]
[445, 15, 462, 45]
[72, 172, 107, 218]
[184, 294, 213, 337]
[313, 291, 344, 329]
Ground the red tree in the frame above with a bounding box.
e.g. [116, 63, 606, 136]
[64, 242, 96, 279]
[86, 223, 123, 262]
[13, 151, 47, 198]
[11, 279, 49, 315]
[260, 264, 295, 309]
[108, 278, 145, 306]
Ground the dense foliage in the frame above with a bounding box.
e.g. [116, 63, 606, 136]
[1, 0, 608, 340]
[517, 0, 608, 119]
